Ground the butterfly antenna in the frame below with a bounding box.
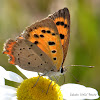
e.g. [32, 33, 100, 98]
[65, 68, 79, 83]
[69, 72, 79, 83]
[66, 65, 94, 68]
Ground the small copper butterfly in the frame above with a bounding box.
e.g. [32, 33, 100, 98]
[3, 8, 70, 76]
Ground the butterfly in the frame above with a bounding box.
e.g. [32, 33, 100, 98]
[3, 8, 70, 76]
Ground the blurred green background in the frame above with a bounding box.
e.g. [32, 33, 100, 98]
[0, 0, 100, 96]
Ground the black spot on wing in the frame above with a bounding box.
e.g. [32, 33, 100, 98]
[28, 62, 30, 65]
[40, 54, 43, 56]
[30, 44, 33, 47]
[52, 50, 56, 53]
[61, 22, 64, 26]
[64, 24, 67, 28]
[29, 28, 32, 32]
[56, 21, 60, 25]
[47, 30, 51, 33]
[53, 57, 57, 60]
[34, 34, 39, 38]
[41, 30, 46, 33]
[34, 41, 38, 44]
[40, 34, 44, 38]
[52, 33, 56, 36]
[48, 41, 55, 45]
[56, 21, 69, 29]
[60, 34, 64, 39]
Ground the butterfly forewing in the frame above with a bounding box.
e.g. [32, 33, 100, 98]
[48, 8, 70, 64]
[22, 18, 63, 71]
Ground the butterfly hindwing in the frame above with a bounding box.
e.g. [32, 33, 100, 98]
[3, 38, 56, 73]
[48, 7, 70, 64]
[3, 39, 16, 64]
[21, 18, 63, 71]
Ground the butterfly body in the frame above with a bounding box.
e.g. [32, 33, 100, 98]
[3, 8, 70, 75]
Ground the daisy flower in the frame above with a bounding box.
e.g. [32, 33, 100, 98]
[0, 66, 99, 100]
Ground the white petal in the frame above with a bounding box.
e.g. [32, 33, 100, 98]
[0, 66, 6, 85]
[0, 66, 23, 83]
[0, 96, 12, 100]
[0, 76, 5, 85]
[0, 85, 16, 95]
[12, 96, 17, 100]
[61, 83, 99, 100]
[0, 66, 6, 72]
[16, 65, 38, 78]
[5, 71, 24, 83]
[0, 95, 17, 100]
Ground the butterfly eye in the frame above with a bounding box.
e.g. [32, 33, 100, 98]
[60, 67, 64, 73]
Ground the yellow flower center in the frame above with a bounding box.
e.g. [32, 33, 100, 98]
[17, 76, 63, 100]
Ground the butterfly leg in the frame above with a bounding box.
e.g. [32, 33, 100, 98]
[46, 80, 52, 94]
[52, 75, 61, 90]
[53, 75, 59, 82]
[32, 74, 41, 87]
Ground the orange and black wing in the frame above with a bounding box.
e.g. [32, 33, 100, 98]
[21, 18, 63, 71]
[48, 7, 70, 64]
